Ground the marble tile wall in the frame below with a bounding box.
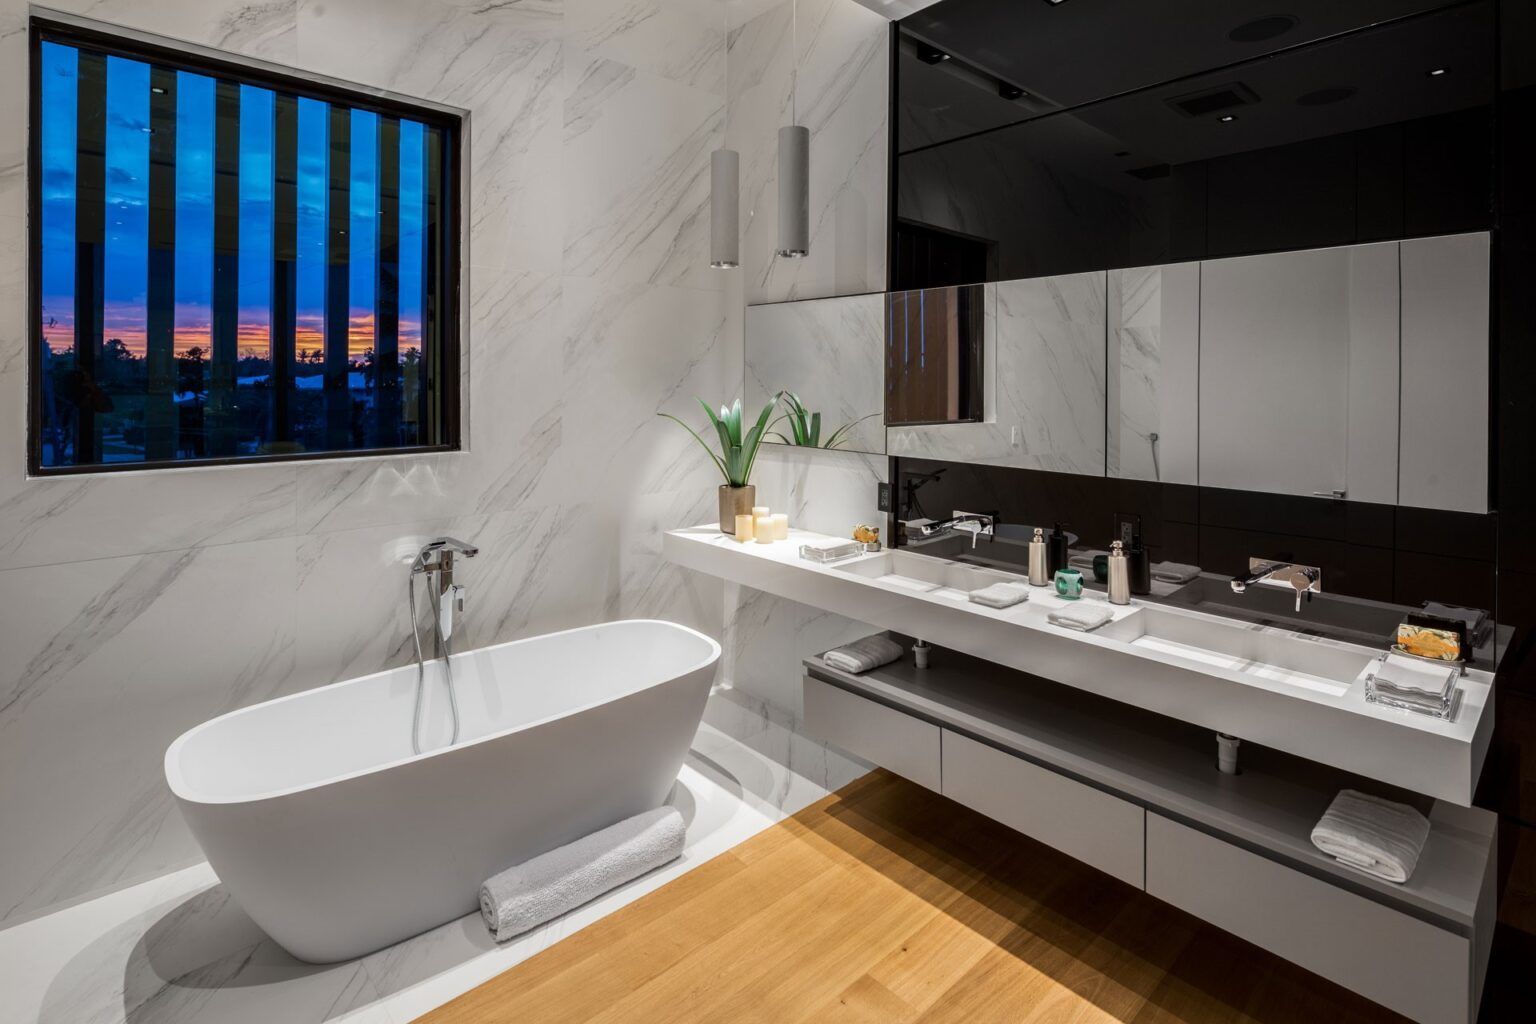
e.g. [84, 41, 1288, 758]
[0, 0, 891, 929]
[0, 0, 747, 925]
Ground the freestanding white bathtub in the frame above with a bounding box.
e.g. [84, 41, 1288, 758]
[165, 619, 720, 963]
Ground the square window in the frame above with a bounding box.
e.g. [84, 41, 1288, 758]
[28, 18, 462, 473]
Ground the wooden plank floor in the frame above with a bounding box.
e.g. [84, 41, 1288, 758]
[417, 770, 1405, 1024]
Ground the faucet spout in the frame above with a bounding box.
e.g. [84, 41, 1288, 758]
[1230, 558, 1323, 611]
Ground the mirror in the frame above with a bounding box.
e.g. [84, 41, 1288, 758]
[744, 293, 885, 454]
[747, 233, 1489, 515]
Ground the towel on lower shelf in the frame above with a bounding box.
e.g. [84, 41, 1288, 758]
[1371, 652, 1458, 714]
[480, 806, 686, 942]
[823, 635, 904, 674]
[1152, 561, 1201, 584]
[1310, 789, 1430, 884]
[969, 581, 1030, 609]
[1046, 604, 1114, 633]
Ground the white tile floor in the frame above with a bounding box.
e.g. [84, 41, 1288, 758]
[0, 720, 861, 1024]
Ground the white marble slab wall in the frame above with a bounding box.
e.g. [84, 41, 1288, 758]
[0, 0, 747, 925]
[727, 0, 888, 304]
[745, 292, 886, 454]
[1107, 262, 1199, 485]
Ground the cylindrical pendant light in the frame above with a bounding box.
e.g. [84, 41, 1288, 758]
[776, 0, 810, 259]
[711, 148, 740, 268]
[776, 125, 809, 258]
[710, 2, 739, 269]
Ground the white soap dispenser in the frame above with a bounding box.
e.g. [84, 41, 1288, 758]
[1028, 527, 1048, 586]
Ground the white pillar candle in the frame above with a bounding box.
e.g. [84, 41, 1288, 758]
[770, 513, 789, 540]
[751, 505, 770, 519]
[754, 514, 774, 543]
[734, 513, 756, 542]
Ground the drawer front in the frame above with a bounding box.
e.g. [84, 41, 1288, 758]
[941, 730, 1144, 888]
[1147, 813, 1468, 1024]
[803, 676, 941, 791]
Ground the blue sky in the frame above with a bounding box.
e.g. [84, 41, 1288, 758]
[40, 39, 432, 361]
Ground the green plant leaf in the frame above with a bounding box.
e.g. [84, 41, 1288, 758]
[658, 412, 729, 482]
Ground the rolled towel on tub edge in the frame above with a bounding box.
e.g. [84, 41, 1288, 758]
[479, 805, 686, 942]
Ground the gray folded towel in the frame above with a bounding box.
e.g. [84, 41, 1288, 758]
[1310, 789, 1429, 884]
[969, 581, 1030, 609]
[479, 806, 685, 942]
[823, 635, 904, 674]
[1152, 561, 1201, 584]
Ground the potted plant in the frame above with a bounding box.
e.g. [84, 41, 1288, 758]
[770, 391, 878, 450]
[660, 397, 778, 535]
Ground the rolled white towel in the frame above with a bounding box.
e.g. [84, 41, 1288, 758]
[1046, 604, 1113, 633]
[969, 581, 1030, 609]
[1310, 789, 1430, 884]
[479, 806, 685, 942]
[823, 635, 904, 674]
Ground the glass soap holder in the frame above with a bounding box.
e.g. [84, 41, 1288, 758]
[799, 540, 864, 564]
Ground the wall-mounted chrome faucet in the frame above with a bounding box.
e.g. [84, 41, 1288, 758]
[1230, 557, 1322, 612]
[408, 537, 479, 754]
[914, 511, 995, 549]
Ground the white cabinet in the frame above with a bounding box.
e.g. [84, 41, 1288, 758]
[941, 730, 1144, 887]
[1399, 232, 1491, 514]
[803, 676, 941, 790]
[1199, 242, 1400, 504]
[1146, 813, 1475, 1024]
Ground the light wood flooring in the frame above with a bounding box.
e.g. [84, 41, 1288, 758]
[417, 769, 1405, 1023]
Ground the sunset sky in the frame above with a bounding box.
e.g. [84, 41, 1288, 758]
[39, 41, 427, 364]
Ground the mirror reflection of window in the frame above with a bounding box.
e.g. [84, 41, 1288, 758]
[884, 284, 984, 427]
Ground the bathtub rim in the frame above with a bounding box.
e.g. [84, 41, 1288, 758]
[164, 618, 721, 807]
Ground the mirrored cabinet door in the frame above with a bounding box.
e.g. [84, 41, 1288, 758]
[744, 293, 886, 455]
[1107, 262, 1199, 485]
[1198, 242, 1400, 503]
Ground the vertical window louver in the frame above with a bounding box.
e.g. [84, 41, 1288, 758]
[30, 19, 460, 472]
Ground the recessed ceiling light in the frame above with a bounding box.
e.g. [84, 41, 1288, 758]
[1043, 0, 1069, 6]
[998, 82, 1025, 101]
[1219, 114, 1237, 123]
[1427, 67, 1448, 77]
[915, 42, 950, 65]
[1229, 15, 1299, 43]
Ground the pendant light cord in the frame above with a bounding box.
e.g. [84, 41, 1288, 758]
[790, 0, 798, 126]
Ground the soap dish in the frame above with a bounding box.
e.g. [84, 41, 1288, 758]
[799, 540, 864, 564]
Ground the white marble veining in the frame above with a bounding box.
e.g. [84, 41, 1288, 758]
[728, 0, 888, 304]
[890, 273, 1109, 476]
[1107, 262, 1200, 485]
[0, 0, 888, 929]
[0, 718, 862, 1024]
[745, 292, 885, 454]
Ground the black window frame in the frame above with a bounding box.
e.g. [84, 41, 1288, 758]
[26, 16, 464, 476]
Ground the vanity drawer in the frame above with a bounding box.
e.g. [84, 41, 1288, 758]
[1146, 812, 1469, 1024]
[941, 730, 1144, 888]
[803, 676, 941, 790]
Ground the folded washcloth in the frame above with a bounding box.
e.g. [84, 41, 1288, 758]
[480, 806, 685, 942]
[823, 635, 904, 674]
[1310, 789, 1430, 884]
[1372, 652, 1458, 713]
[1152, 561, 1201, 584]
[969, 581, 1030, 609]
[1046, 604, 1114, 632]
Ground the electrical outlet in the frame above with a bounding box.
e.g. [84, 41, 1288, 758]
[877, 482, 892, 513]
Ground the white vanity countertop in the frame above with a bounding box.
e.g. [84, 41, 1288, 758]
[664, 525, 1495, 805]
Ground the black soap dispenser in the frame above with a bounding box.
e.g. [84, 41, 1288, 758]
[1047, 522, 1070, 577]
[1115, 513, 1152, 595]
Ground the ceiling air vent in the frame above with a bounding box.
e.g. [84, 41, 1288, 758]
[1165, 82, 1260, 119]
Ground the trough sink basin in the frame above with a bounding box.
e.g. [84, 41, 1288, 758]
[836, 550, 1022, 600]
[1096, 605, 1376, 696]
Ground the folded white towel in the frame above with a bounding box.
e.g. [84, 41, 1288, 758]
[1152, 561, 1201, 584]
[1373, 653, 1458, 711]
[969, 581, 1030, 609]
[480, 806, 685, 942]
[1046, 604, 1114, 632]
[1310, 789, 1430, 884]
[823, 635, 904, 674]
